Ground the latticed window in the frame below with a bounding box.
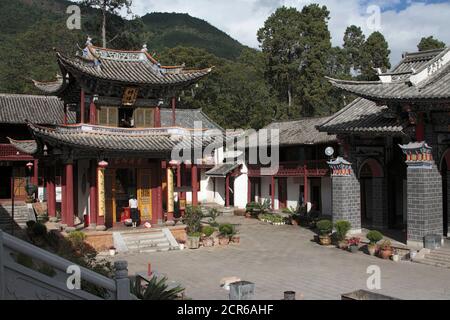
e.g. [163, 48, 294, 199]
[134, 108, 155, 128]
[97, 107, 118, 127]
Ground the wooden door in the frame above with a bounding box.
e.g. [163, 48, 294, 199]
[278, 178, 287, 209]
[13, 167, 27, 198]
[138, 168, 152, 222]
[105, 169, 116, 228]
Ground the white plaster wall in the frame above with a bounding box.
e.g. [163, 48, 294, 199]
[77, 160, 90, 219]
[259, 176, 279, 209]
[321, 177, 332, 216]
[214, 177, 225, 206]
[287, 177, 300, 209]
[234, 173, 248, 209]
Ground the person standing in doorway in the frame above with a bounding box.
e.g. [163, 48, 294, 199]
[129, 194, 139, 228]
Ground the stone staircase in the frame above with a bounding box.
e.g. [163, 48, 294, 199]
[415, 242, 450, 269]
[0, 203, 34, 232]
[115, 228, 180, 254]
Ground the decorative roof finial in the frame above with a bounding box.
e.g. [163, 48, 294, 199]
[141, 44, 148, 52]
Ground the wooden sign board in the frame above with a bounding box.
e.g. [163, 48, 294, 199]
[122, 87, 139, 106]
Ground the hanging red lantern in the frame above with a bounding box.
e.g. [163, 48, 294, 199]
[98, 160, 109, 169]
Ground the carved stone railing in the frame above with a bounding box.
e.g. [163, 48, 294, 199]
[0, 230, 131, 300]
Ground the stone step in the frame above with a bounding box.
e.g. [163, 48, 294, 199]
[125, 238, 169, 247]
[416, 258, 450, 269]
[127, 242, 171, 251]
[138, 246, 173, 253]
[121, 232, 166, 241]
[425, 253, 450, 264]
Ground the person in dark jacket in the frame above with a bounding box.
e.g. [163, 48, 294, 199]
[129, 195, 139, 228]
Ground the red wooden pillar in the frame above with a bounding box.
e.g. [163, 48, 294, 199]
[80, 90, 85, 124]
[304, 165, 309, 203]
[46, 167, 56, 217]
[154, 106, 161, 127]
[61, 165, 67, 224]
[171, 97, 176, 126]
[32, 160, 38, 186]
[89, 100, 97, 125]
[89, 160, 98, 227]
[191, 164, 198, 206]
[271, 176, 275, 210]
[225, 174, 230, 207]
[416, 112, 425, 142]
[65, 162, 74, 227]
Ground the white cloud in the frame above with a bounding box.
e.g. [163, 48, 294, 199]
[129, 0, 450, 64]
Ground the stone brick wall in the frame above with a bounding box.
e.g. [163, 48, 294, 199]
[332, 173, 361, 231]
[407, 165, 443, 244]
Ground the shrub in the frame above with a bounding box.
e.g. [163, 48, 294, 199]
[202, 226, 216, 237]
[245, 202, 258, 213]
[131, 276, 185, 300]
[183, 206, 203, 234]
[316, 220, 333, 236]
[219, 223, 235, 237]
[68, 231, 87, 251]
[366, 230, 383, 244]
[379, 240, 392, 250]
[31, 222, 47, 237]
[207, 208, 219, 227]
[334, 220, 351, 241]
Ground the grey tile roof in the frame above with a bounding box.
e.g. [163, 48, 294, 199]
[327, 48, 450, 101]
[28, 123, 223, 154]
[7, 138, 38, 154]
[0, 94, 74, 125]
[317, 98, 406, 134]
[161, 109, 222, 130]
[206, 163, 240, 177]
[57, 46, 212, 87]
[263, 116, 337, 146]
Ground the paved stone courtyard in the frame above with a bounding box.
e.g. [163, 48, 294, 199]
[115, 216, 450, 300]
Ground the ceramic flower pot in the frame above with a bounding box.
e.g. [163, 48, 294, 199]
[368, 244, 377, 256]
[319, 235, 331, 246]
[380, 248, 393, 260]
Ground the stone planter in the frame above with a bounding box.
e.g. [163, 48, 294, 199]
[231, 235, 240, 244]
[202, 237, 214, 247]
[219, 236, 230, 246]
[187, 236, 200, 249]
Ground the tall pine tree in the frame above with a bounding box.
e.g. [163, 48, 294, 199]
[360, 31, 391, 81]
[418, 36, 446, 51]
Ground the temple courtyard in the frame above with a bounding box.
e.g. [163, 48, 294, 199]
[115, 216, 450, 300]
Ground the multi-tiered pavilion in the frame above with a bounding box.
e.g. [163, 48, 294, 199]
[13, 39, 216, 230]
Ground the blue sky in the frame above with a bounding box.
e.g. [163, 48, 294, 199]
[126, 0, 450, 64]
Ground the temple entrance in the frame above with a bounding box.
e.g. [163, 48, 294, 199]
[359, 158, 385, 229]
[0, 166, 12, 199]
[104, 167, 153, 228]
[278, 178, 287, 209]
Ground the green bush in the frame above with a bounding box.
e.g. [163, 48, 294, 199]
[334, 220, 352, 241]
[245, 202, 258, 213]
[202, 226, 216, 237]
[183, 206, 203, 234]
[316, 220, 333, 236]
[366, 230, 383, 244]
[131, 276, 185, 300]
[68, 231, 87, 251]
[219, 223, 235, 237]
[31, 222, 47, 237]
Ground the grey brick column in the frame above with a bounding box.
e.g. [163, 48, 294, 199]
[329, 157, 361, 233]
[400, 142, 443, 247]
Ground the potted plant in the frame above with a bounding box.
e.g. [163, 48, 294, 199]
[183, 206, 203, 249]
[219, 223, 235, 245]
[109, 246, 116, 256]
[316, 220, 333, 245]
[379, 240, 393, 259]
[347, 237, 361, 253]
[366, 230, 383, 256]
[282, 207, 300, 225]
[25, 184, 38, 203]
[334, 220, 351, 249]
